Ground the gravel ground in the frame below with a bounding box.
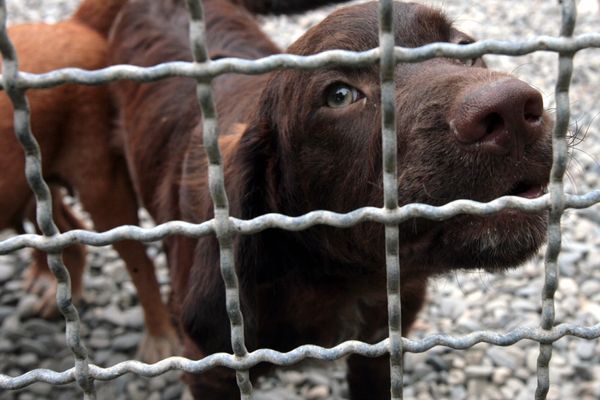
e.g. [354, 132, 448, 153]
[1, 0, 600, 399]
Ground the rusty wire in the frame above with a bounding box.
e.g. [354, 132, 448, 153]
[0, 0, 598, 399]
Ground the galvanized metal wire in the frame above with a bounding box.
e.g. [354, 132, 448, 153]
[2, 34, 599, 90]
[3, 193, 600, 254]
[0, 0, 95, 397]
[0, 0, 598, 399]
[378, 1, 403, 399]
[535, 1, 577, 398]
[185, 0, 253, 396]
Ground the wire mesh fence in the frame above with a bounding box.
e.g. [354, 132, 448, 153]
[0, 0, 600, 399]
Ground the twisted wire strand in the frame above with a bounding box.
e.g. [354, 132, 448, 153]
[0, 1, 95, 397]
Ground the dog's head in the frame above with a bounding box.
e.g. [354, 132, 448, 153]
[239, 1, 552, 274]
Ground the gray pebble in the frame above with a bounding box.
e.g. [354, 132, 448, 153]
[574, 365, 594, 381]
[28, 383, 53, 397]
[305, 385, 330, 400]
[578, 208, 600, 225]
[16, 295, 40, 319]
[467, 378, 487, 397]
[456, 317, 482, 332]
[113, 332, 142, 351]
[580, 280, 600, 297]
[88, 328, 111, 350]
[278, 370, 305, 385]
[411, 363, 434, 381]
[98, 305, 126, 326]
[452, 356, 466, 370]
[93, 349, 112, 366]
[19, 338, 54, 358]
[486, 347, 523, 370]
[447, 369, 466, 385]
[558, 251, 582, 276]
[0, 305, 14, 324]
[583, 302, 600, 322]
[1, 291, 21, 306]
[514, 366, 531, 382]
[21, 318, 58, 336]
[0, 338, 13, 352]
[163, 370, 183, 384]
[465, 365, 494, 380]
[2, 314, 22, 339]
[17, 353, 38, 368]
[147, 392, 161, 400]
[0, 263, 17, 283]
[148, 376, 169, 392]
[4, 279, 23, 292]
[107, 352, 129, 367]
[302, 370, 330, 387]
[464, 349, 485, 366]
[500, 384, 516, 399]
[426, 354, 449, 372]
[89, 290, 112, 307]
[162, 383, 184, 400]
[552, 353, 567, 367]
[88, 335, 111, 351]
[127, 381, 147, 400]
[255, 387, 303, 400]
[450, 385, 467, 400]
[576, 341, 597, 361]
[510, 299, 539, 313]
[492, 367, 511, 385]
[559, 277, 579, 296]
[506, 377, 525, 394]
[123, 306, 144, 330]
[515, 285, 540, 297]
[440, 298, 466, 321]
[563, 240, 590, 255]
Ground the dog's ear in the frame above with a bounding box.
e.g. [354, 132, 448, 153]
[179, 110, 280, 355]
[180, 236, 234, 354]
[179, 232, 263, 355]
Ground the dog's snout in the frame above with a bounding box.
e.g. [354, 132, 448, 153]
[450, 78, 544, 159]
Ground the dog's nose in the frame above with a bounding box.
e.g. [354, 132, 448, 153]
[450, 78, 544, 159]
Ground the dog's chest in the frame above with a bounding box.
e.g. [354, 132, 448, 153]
[256, 276, 384, 350]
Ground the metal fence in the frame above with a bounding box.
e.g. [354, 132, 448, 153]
[0, 0, 600, 399]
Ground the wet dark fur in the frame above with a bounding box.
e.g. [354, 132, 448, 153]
[110, 1, 552, 398]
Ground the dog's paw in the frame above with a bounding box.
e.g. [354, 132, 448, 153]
[135, 329, 182, 363]
[22, 261, 82, 319]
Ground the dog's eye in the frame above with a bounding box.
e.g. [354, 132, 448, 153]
[325, 84, 363, 108]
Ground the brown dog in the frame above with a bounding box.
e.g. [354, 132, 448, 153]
[0, 0, 179, 362]
[110, 0, 552, 398]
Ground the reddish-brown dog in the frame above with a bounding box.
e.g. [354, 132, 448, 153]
[110, 0, 552, 398]
[0, 0, 178, 361]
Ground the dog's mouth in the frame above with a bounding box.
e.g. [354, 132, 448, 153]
[505, 180, 547, 199]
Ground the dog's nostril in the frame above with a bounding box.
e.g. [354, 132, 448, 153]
[525, 114, 542, 125]
[524, 98, 543, 124]
[484, 113, 504, 135]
